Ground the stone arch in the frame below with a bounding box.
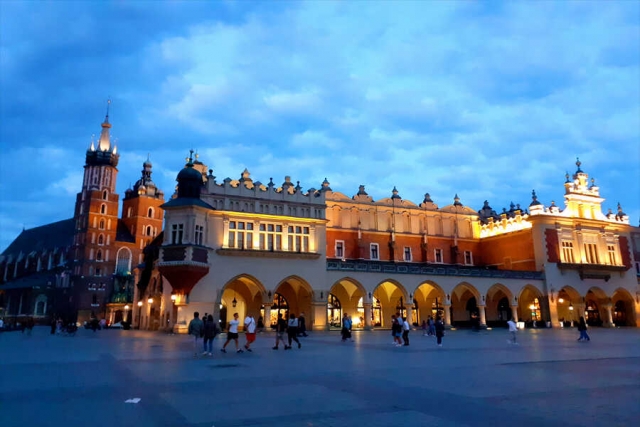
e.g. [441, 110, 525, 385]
[220, 274, 267, 329]
[274, 275, 314, 326]
[517, 284, 544, 326]
[372, 279, 409, 328]
[585, 287, 608, 327]
[486, 283, 514, 326]
[34, 294, 47, 316]
[611, 288, 636, 327]
[449, 282, 481, 327]
[414, 280, 446, 325]
[115, 247, 132, 274]
[329, 277, 366, 329]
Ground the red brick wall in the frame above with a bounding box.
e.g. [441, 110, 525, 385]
[619, 236, 632, 269]
[545, 228, 559, 263]
[479, 230, 536, 270]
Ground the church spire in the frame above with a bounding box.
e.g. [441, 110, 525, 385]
[98, 99, 112, 151]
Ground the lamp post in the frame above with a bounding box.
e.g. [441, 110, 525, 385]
[124, 304, 130, 324]
[137, 301, 143, 329]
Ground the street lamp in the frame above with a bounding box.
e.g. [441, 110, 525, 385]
[137, 300, 143, 329]
[170, 294, 177, 301]
[147, 298, 153, 304]
[124, 304, 130, 324]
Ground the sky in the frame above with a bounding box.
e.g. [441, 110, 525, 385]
[1, 0, 639, 251]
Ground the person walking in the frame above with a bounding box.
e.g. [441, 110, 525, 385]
[244, 313, 257, 352]
[297, 312, 308, 337]
[273, 313, 288, 350]
[221, 313, 243, 353]
[577, 316, 591, 342]
[428, 316, 436, 337]
[188, 312, 204, 358]
[507, 317, 518, 345]
[341, 313, 352, 342]
[286, 313, 301, 349]
[392, 315, 403, 347]
[435, 315, 445, 347]
[402, 316, 410, 346]
[202, 314, 218, 356]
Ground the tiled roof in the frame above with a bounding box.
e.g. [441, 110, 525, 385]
[1, 218, 75, 257]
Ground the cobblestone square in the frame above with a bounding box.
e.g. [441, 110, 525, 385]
[1, 327, 639, 427]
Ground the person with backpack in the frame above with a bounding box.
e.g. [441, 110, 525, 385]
[188, 312, 204, 358]
[273, 313, 288, 350]
[435, 315, 445, 347]
[202, 314, 218, 356]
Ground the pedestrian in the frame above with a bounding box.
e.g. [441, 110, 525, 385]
[273, 313, 288, 350]
[347, 314, 354, 341]
[393, 314, 403, 347]
[297, 312, 308, 337]
[577, 316, 591, 342]
[435, 315, 445, 347]
[188, 312, 204, 357]
[390, 315, 397, 344]
[50, 317, 56, 335]
[341, 313, 351, 342]
[428, 316, 436, 336]
[402, 316, 410, 346]
[221, 313, 243, 353]
[202, 314, 218, 356]
[507, 317, 518, 345]
[286, 313, 301, 349]
[244, 313, 257, 352]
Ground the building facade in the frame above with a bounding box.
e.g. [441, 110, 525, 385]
[141, 154, 639, 333]
[0, 112, 165, 326]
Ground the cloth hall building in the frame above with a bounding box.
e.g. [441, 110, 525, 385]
[133, 153, 640, 333]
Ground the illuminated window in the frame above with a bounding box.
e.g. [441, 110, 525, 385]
[258, 223, 282, 251]
[562, 241, 575, 263]
[335, 240, 344, 258]
[434, 248, 443, 263]
[607, 244, 616, 265]
[327, 293, 342, 327]
[529, 298, 541, 321]
[287, 226, 309, 252]
[584, 243, 599, 264]
[370, 243, 379, 260]
[228, 221, 254, 249]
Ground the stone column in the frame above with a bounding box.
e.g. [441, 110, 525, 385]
[263, 306, 271, 330]
[549, 299, 560, 328]
[511, 305, 519, 323]
[478, 305, 487, 327]
[311, 302, 327, 331]
[363, 302, 372, 330]
[444, 304, 452, 328]
[604, 304, 613, 328]
[405, 304, 413, 328]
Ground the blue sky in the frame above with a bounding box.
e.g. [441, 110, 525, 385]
[1, 1, 639, 251]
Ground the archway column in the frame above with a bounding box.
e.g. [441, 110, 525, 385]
[311, 301, 328, 331]
[363, 302, 372, 330]
[478, 305, 486, 327]
[510, 305, 519, 323]
[444, 304, 452, 328]
[549, 300, 560, 328]
[263, 305, 271, 329]
[405, 304, 413, 328]
[604, 304, 613, 328]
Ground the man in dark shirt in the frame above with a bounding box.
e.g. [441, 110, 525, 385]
[273, 313, 288, 350]
[297, 312, 308, 337]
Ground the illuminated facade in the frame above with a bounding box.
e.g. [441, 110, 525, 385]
[149, 154, 639, 332]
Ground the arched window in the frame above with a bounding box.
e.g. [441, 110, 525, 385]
[99, 219, 105, 230]
[327, 293, 342, 327]
[100, 204, 106, 214]
[98, 234, 104, 245]
[96, 250, 103, 262]
[146, 225, 153, 236]
[102, 190, 108, 200]
[148, 207, 154, 218]
[115, 247, 132, 274]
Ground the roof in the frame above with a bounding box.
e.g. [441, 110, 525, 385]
[115, 220, 135, 243]
[1, 218, 75, 257]
[161, 198, 215, 210]
[0, 271, 57, 290]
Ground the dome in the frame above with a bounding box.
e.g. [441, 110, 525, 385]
[176, 163, 203, 198]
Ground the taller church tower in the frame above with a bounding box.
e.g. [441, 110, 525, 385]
[72, 102, 120, 279]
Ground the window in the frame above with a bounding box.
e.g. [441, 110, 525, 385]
[98, 234, 104, 245]
[335, 240, 345, 258]
[403, 246, 412, 262]
[287, 226, 309, 252]
[259, 223, 283, 251]
[95, 267, 101, 276]
[464, 251, 473, 265]
[584, 243, 599, 264]
[562, 241, 575, 263]
[99, 219, 105, 230]
[171, 224, 184, 244]
[434, 248, 443, 263]
[195, 225, 204, 245]
[115, 247, 132, 274]
[100, 204, 106, 214]
[370, 243, 379, 260]
[145, 225, 153, 236]
[228, 221, 254, 249]
[96, 250, 103, 262]
[148, 207, 154, 218]
[607, 244, 616, 265]
[102, 190, 108, 200]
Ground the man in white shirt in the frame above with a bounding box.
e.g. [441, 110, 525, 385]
[402, 317, 411, 346]
[507, 318, 518, 345]
[221, 313, 243, 353]
[244, 314, 257, 352]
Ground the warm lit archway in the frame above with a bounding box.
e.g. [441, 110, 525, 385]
[585, 287, 608, 327]
[414, 280, 446, 326]
[518, 284, 545, 327]
[274, 275, 314, 326]
[220, 274, 267, 329]
[372, 279, 409, 328]
[486, 283, 514, 326]
[329, 278, 366, 329]
[450, 282, 480, 328]
[611, 288, 636, 327]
